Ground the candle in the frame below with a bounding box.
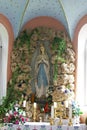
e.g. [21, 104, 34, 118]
[69, 103, 72, 119]
[64, 100, 68, 108]
[54, 102, 57, 108]
[33, 102, 37, 108]
[33, 102, 37, 121]
[23, 100, 26, 108]
[51, 105, 54, 118]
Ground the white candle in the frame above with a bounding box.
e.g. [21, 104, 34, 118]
[69, 104, 72, 119]
[54, 102, 57, 108]
[64, 101, 68, 108]
[33, 102, 37, 108]
[51, 105, 54, 118]
[23, 100, 26, 107]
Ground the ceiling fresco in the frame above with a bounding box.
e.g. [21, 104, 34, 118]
[0, 0, 87, 40]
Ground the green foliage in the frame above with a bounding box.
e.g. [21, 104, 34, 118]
[0, 85, 22, 117]
[72, 101, 83, 117]
[0, 29, 34, 117]
[52, 36, 66, 55]
[52, 36, 66, 80]
[53, 59, 58, 80]
[66, 84, 71, 89]
[14, 30, 32, 50]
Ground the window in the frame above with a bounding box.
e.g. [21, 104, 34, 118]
[77, 24, 87, 107]
[0, 23, 8, 104]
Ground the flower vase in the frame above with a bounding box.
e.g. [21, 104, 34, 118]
[73, 116, 80, 125]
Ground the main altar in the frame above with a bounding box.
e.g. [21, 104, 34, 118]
[0, 27, 85, 128]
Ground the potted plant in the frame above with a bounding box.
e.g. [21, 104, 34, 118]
[3, 102, 29, 124]
[72, 101, 83, 124]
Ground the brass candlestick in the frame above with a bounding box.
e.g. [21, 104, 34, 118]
[33, 108, 37, 121]
[63, 108, 67, 119]
[54, 108, 57, 118]
[50, 118, 54, 125]
[68, 118, 73, 126]
[58, 117, 63, 126]
[54, 102, 57, 118]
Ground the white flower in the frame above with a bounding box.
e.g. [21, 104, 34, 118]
[5, 112, 9, 116]
[23, 111, 26, 117]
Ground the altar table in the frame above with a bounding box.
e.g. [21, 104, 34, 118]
[0, 124, 86, 130]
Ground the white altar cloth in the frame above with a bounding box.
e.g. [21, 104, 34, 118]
[24, 122, 50, 125]
[0, 124, 86, 130]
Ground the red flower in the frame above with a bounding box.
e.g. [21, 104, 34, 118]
[15, 120, 19, 124]
[21, 117, 24, 122]
[3, 118, 7, 123]
[25, 118, 28, 122]
[14, 111, 18, 116]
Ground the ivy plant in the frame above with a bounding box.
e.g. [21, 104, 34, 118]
[52, 36, 66, 80]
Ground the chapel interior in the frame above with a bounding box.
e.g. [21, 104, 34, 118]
[0, 0, 87, 125]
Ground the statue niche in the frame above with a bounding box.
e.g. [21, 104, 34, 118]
[34, 44, 50, 98]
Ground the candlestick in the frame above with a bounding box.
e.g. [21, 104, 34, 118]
[68, 118, 73, 126]
[69, 103, 72, 119]
[54, 102, 57, 118]
[58, 117, 63, 126]
[50, 118, 54, 125]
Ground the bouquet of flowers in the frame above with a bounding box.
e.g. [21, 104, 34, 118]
[3, 102, 29, 124]
[72, 101, 83, 117]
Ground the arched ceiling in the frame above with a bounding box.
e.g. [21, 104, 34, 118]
[0, 0, 87, 40]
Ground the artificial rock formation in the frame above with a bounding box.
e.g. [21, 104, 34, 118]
[51, 40, 75, 103]
[9, 27, 76, 108]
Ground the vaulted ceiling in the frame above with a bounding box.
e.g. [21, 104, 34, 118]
[0, 0, 87, 40]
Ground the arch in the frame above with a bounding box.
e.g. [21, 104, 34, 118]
[73, 15, 87, 123]
[22, 16, 67, 32]
[0, 14, 14, 82]
[72, 15, 87, 97]
[77, 24, 87, 105]
[0, 23, 8, 102]
[73, 15, 87, 52]
[0, 14, 14, 103]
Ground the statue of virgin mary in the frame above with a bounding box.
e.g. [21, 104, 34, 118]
[35, 44, 49, 98]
